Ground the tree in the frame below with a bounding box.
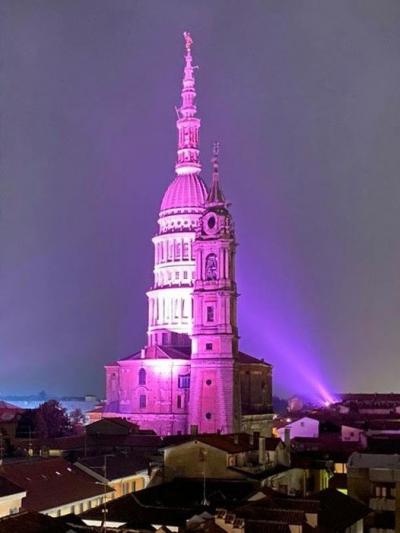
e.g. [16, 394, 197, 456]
[36, 400, 72, 438]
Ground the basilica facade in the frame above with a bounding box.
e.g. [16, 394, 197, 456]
[102, 33, 272, 436]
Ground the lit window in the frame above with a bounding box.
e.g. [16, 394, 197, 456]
[206, 343, 213, 351]
[138, 368, 146, 386]
[206, 306, 214, 322]
[178, 375, 190, 388]
[183, 271, 188, 279]
[139, 395, 146, 408]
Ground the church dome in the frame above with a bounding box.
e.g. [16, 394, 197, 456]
[160, 174, 208, 214]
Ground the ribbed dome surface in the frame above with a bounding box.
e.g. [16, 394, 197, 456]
[160, 174, 208, 213]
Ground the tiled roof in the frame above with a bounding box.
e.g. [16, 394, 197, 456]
[0, 457, 113, 512]
[82, 478, 255, 528]
[348, 452, 400, 469]
[77, 453, 149, 480]
[234, 504, 306, 525]
[291, 434, 362, 458]
[86, 417, 139, 434]
[0, 511, 71, 533]
[115, 347, 270, 365]
[238, 352, 272, 366]
[313, 488, 370, 529]
[240, 488, 368, 531]
[0, 401, 23, 423]
[81, 491, 199, 528]
[120, 345, 191, 361]
[163, 433, 282, 454]
[339, 393, 400, 402]
[195, 433, 259, 453]
[250, 495, 319, 514]
[245, 521, 291, 533]
[0, 476, 25, 498]
[15, 433, 162, 455]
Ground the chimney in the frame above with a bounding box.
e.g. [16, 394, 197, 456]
[190, 424, 198, 436]
[258, 437, 266, 465]
[284, 427, 291, 448]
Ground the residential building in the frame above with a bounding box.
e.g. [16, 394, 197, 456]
[0, 477, 26, 518]
[75, 453, 150, 497]
[0, 457, 113, 517]
[274, 417, 320, 440]
[163, 433, 288, 481]
[348, 452, 400, 532]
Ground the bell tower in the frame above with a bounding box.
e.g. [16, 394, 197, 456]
[189, 144, 241, 434]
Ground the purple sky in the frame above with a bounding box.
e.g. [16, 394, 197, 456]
[1, 1, 400, 398]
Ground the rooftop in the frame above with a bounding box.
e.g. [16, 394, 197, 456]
[0, 476, 25, 498]
[115, 347, 271, 366]
[313, 488, 370, 530]
[163, 433, 282, 454]
[0, 457, 113, 512]
[76, 453, 149, 480]
[0, 511, 71, 533]
[348, 452, 400, 469]
[241, 488, 369, 531]
[81, 478, 255, 527]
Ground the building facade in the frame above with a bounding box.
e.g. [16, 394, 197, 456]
[101, 33, 272, 436]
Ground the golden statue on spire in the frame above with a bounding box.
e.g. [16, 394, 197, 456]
[183, 31, 193, 52]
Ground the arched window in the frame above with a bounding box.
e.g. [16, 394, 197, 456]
[205, 254, 218, 280]
[138, 368, 146, 386]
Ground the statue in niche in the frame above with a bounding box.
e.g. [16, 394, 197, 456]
[205, 253, 218, 280]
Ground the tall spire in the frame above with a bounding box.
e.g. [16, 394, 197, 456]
[175, 32, 201, 176]
[207, 141, 225, 205]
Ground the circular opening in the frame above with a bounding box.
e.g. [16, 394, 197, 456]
[206, 379, 212, 386]
[207, 216, 216, 229]
[205, 412, 212, 420]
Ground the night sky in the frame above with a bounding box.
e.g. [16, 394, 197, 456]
[1, 1, 400, 399]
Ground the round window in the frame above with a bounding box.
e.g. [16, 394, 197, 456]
[207, 216, 216, 229]
[206, 379, 212, 386]
[205, 412, 212, 420]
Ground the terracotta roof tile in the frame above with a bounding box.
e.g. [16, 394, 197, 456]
[0, 458, 112, 512]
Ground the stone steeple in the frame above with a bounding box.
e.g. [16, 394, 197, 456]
[189, 145, 241, 434]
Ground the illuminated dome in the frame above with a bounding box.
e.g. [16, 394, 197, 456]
[160, 174, 208, 214]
